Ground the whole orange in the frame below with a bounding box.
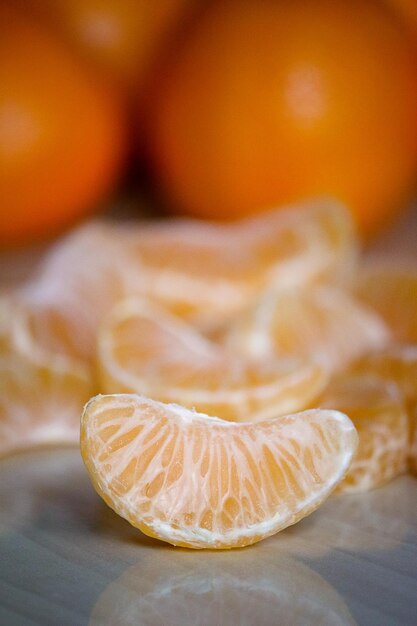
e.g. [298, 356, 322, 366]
[0, 6, 127, 247]
[16, 0, 197, 91]
[387, 0, 417, 34]
[149, 0, 417, 236]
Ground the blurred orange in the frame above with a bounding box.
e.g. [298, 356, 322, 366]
[15, 0, 197, 91]
[388, 0, 417, 34]
[0, 5, 127, 247]
[149, 0, 417, 237]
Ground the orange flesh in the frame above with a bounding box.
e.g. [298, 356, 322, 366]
[322, 374, 409, 492]
[98, 299, 327, 421]
[81, 394, 357, 549]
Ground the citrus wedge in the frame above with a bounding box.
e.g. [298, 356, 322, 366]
[80, 394, 357, 549]
[352, 345, 417, 475]
[18, 221, 136, 363]
[0, 294, 93, 457]
[121, 198, 358, 327]
[321, 374, 409, 493]
[98, 299, 327, 421]
[356, 265, 417, 343]
[0, 353, 92, 458]
[19, 198, 356, 364]
[225, 286, 389, 373]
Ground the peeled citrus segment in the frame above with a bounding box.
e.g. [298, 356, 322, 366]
[351, 345, 417, 475]
[0, 354, 93, 458]
[352, 345, 417, 407]
[98, 299, 327, 421]
[225, 286, 389, 373]
[321, 374, 409, 493]
[80, 394, 357, 549]
[121, 198, 358, 327]
[0, 293, 94, 458]
[356, 265, 417, 343]
[23, 198, 356, 362]
[18, 221, 137, 363]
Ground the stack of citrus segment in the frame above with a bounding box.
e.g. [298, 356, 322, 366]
[98, 298, 327, 421]
[320, 374, 409, 493]
[0, 295, 93, 457]
[224, 285, 389, 372]
[1, 198, 416, 548]
[3, 197, 357, 363]
[0, 199, 357, 457]
[354, 266, 417, 476]
[221, 262, 417, 493]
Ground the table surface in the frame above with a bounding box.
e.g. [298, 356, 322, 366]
[0, 449, 416, 626]
[1, 205, 417, 626]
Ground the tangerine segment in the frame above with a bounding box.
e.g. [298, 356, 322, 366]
[0, 293, 94, 458]
[0, 354, 93, 458]
[20, 221, 137, 363]
[355, 266, 417, 343]
[27, 198, 356, 360]
[225, 286, 389, 373]
[0, 292, 93, 376]
[321, 375, 409, 493]
[351, 345, 417, 474]
[80, 394, 357, 549]
[98, 299, 327, 422]
[122, 198, 359, 326]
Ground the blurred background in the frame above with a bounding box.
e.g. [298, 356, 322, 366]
[1, 0, 417, 281]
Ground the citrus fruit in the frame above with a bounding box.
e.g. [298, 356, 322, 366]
[356, 265, 417, 343]
[148, 0, 417, 236]
[0, 291, 93, 457]
[98, 299, 327, 422]
[351, 345, 417, 475]
[16, 0, 196, 91]
[388, 0, 417, 35]
[321, 374, 409, 493]
[0, 353, 92, 458]
[80, 393, 357, 548]
[225, 286, 389, 373]
[118, 198, 358, 328]
[352, 345, 417, 408]
[0, 4, 126, 247]
[14, 198, 355, 364]
[14, 221, 136, 363]
[0, 300, 92, 458]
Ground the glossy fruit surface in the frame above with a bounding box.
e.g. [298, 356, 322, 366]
[149, 0, 417, 236]
[15, 0, 194, 90]
[388, 0, 417, 34]
[0, 5, 126, 246]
